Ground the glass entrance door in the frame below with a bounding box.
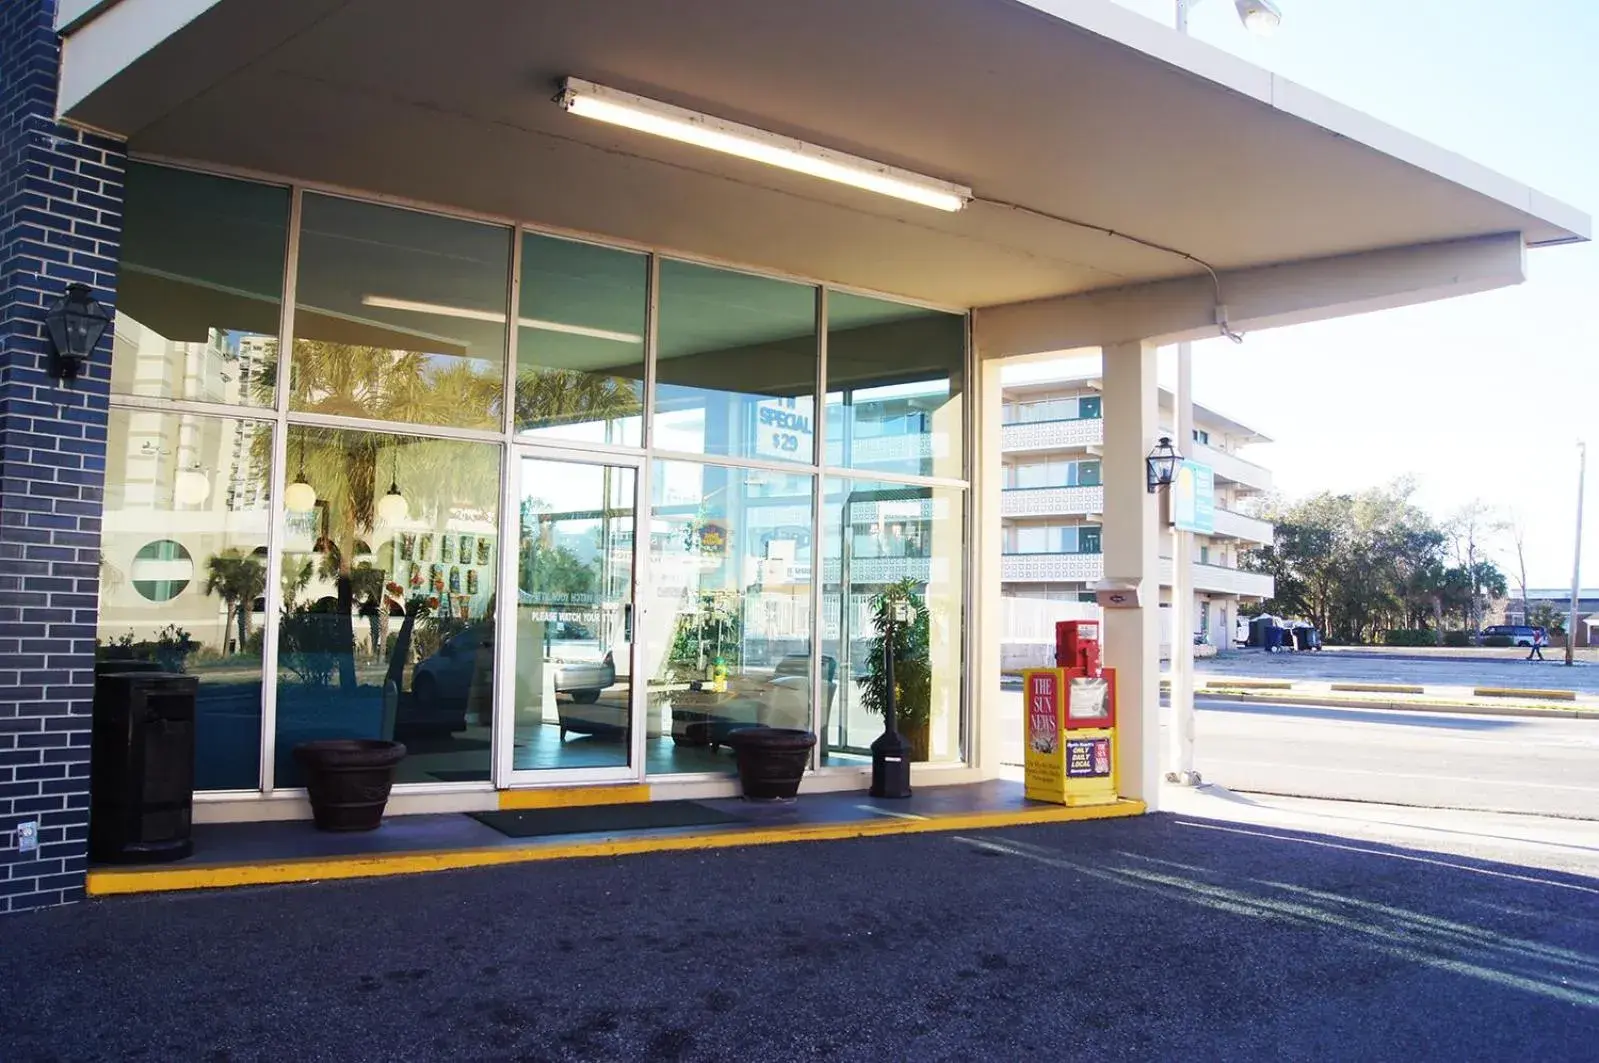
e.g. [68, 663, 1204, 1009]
[498, 450, 641, 783]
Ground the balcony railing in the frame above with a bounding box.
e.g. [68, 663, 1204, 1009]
[1001, 552, 1104, 583]
[1001, 417, 1103, 453]
[1192, 442, 1272, 494]
[1001, 552, 1273, 598]
[1000, 484, 1104, 518]
[1160, 557, 1275, 599]
[1210, 507, 1274, 545]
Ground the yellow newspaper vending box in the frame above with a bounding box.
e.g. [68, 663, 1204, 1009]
[1023, 622, 1118, 806]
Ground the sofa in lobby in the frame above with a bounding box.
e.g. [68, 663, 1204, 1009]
[670, 655, 837, 750]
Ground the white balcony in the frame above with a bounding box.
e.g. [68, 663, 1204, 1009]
[1001, 418, 1103, 454]
[819, 556, 937, 584]
[1000, 485, 1104, 518]
[1160, 557, 1275, 599]
[1193, 443, 1273, 495]
[1210, 507, 1275, 545]
[1001, 553, 1103, 583]
[1003, 552, 1272, 599]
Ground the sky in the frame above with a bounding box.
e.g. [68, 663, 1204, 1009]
[1100, 0, 1598, 589]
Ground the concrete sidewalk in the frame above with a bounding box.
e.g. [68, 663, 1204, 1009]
[87, 781, 1141, 898]
[1160, 785, 1599, 879]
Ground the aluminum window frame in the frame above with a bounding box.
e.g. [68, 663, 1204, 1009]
[105, 157, 975, 800]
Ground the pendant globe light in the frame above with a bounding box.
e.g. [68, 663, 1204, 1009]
[174, 463, 211, 506]
[376, 445, 408, 524]
[284, 434, 317, 513]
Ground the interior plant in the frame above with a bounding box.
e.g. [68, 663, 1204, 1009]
[665, 590, 743, 688]
[856, 577, 933, 761]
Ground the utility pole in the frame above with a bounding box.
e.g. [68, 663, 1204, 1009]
[1568, 441, 1586, 667]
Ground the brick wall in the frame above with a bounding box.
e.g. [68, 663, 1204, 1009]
[0, 0, 124, 914]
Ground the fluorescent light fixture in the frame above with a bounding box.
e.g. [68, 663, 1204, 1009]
[1234, 0, 1282, 35]
[557, 77, 971, 213]
[361, 295, 641, 344]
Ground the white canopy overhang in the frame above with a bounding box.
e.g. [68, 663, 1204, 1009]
[57, 0, 1588, 338]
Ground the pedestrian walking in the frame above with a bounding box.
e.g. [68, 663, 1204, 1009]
[1527, 629, 1546, 661]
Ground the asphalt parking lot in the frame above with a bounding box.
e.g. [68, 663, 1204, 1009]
[3, 814, 1595, 1062]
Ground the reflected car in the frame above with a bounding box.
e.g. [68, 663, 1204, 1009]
[409, 622, 622, 732]
[1482, 624, 1545, 647]
[542, 621, 620, 704]
[405, 624, 492, 737]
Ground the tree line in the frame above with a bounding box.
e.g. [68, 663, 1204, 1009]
[1240, 480, 1528, 645]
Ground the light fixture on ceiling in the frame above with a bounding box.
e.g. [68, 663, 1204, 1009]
[285, 436, 317, 514]
[175, 464, 211, 506]
[376, 447, 408, 525]
[360, 295, 643, 344]
[1176, 0, 1283, 36]
[556, 77, 972, 213]
[1233, 0, 1282, 35]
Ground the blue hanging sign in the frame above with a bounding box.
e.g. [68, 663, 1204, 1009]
[1171, 461, 1214, 534]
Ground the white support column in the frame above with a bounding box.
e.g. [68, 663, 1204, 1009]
[1101, 340, 1161, 809]
[1170, 343, 1198, 784]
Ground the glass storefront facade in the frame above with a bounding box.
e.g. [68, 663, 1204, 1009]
[99, 160, 970, 797]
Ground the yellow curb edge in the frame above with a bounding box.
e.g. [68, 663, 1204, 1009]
[86, 800, 1147, 897]
[1473, 686, 1578, 701]
[1329, 683, 1427, 694]
[1198, 689, 1596, 718]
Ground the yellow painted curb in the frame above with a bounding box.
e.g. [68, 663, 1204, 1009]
[1330, 683, 1425, 694]
[498, 784, 651, 810]
[86, 801, 1146, 897]
[1202, 679, 1293, 690]
[1473, 687, 1578, 701]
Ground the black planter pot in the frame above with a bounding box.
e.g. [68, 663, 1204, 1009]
[293, 739, 407, 831]
[726, 727, 816, 801]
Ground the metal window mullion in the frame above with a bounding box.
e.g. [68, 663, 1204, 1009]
[488, 228, 522, 787]
[643, 254, 659, 450]
[259, 185, 302, 795]
[652, 448, 826, 479]
[820, 467, 968, 491]
[809, 288, 828, 766]
[960, 312, 976, 767]
[493, 441, 519, 786]
[281, 409, 503, 444]
[631, 455, 652, 779]
[503, 228, 521, 438]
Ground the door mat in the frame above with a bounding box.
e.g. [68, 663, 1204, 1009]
[470, 801, 746, 839]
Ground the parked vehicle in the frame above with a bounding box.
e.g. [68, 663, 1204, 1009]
[408, 620, 626, 733]
[1482, 624, 1546, 648]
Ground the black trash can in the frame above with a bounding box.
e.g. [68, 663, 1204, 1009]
[91, 671, 199, 864]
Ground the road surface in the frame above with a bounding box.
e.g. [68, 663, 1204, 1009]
[1199, 649, 1599, 694]
[996, 691, 1599, 818]
[7, 815, 1597, 1061]
[1189, 698, 1599, 818]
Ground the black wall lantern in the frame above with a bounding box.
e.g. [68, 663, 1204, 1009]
[1146, 436, 1181, 493]
[44, 283, 112, 381]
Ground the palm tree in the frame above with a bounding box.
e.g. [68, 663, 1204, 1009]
[348, 562, 389, 659]
[203, 549, 267, 654]
[515, 366, 641, 433]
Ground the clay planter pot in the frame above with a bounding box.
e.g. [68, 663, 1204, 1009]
[726, 727, 816, 801]
[293, 739, 407, 831]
